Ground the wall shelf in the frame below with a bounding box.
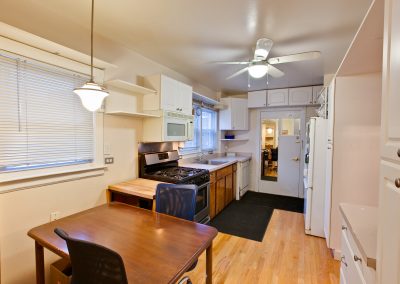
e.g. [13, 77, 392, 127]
[105, 111, 160, 118]
[105, 79, 156, 95]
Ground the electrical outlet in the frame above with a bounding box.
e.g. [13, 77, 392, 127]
[50, 211, 60, 222]
[105, 157, 114, 164]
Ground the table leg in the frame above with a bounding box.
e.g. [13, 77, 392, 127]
[206, 241, 213, 284]
[35, 241, 45, 284]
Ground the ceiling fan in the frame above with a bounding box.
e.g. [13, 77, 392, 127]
[214, 38, 321, 80]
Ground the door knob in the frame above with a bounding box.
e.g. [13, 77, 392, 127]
[395, 178, 400, 188]
[292, 157, 299, 161]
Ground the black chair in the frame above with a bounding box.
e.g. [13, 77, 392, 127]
[155, 184, 198, 284]
[155, 183, 198, 221]
[54, 228, 128, 284]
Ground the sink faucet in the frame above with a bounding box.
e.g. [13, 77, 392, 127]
[197, 152, 206, 162]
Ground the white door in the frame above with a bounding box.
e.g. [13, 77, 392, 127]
[258, 109, 305, 198]
[277, 135, 302, 196]
[378, 0, 400, 282]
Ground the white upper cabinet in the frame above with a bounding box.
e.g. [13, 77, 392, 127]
[267, 89, 289, 106]
[143, 74, 193, 115]
[219, 97, 248, 130]
[312, 85, 324, 104]
[288, 86, 313, 105]
[248, 90, 267, 108]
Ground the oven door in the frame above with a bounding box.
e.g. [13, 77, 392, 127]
[194, 182, 210, 223]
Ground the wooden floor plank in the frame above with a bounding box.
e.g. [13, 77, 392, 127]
[185, 210, 340, 284]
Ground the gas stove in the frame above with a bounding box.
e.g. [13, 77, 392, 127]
[145, 166, 209, 185]
[139, 150, 211, 224]
[139, 151, 210, 186]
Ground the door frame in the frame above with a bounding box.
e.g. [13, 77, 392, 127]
[255, 107, 306, 198]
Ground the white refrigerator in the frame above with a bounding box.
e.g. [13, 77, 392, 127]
[303, 117, 327, 237]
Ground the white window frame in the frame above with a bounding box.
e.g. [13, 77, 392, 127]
[0, 34, 105, 193]
[180, 105, 218, 155]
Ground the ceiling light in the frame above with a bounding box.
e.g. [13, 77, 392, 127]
[74, 0, 108, 112]
[248, 64, 268, 78]
[254, 38, 273, 60]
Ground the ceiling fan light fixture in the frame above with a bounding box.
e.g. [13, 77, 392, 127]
[248, 64, 268, 78]
[254, 38, 273, 60]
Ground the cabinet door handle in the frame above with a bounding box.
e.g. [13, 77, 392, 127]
[354, 255, 362, 262]
[342, 225, 347, 231]
[395, 178, 400, 188]
[341, 256, 348, 267]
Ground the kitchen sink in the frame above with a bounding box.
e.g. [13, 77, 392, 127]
[193, 160, 229, 165]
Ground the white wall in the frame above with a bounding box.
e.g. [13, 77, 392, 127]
[329, 72, 381, 253]
[0, 26, 216, 284]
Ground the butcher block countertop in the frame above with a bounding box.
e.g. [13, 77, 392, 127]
[108, 178, 164, 200]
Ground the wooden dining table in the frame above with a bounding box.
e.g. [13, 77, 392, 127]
[27, 202, 218, 284]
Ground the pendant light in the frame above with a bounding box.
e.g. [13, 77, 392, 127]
[74, 0, 108, 112]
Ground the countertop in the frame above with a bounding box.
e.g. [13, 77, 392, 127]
[108, 178, 165, 200]
[179, 154, 251, 172]
[339, 203, 378, 269]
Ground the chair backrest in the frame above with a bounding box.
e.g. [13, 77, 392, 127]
[271, 147, 278, 161]
[155, 184, 198, 221]
[54, 228, 128, 284]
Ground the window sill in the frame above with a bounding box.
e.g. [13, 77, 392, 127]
[0, 164, 106, 193]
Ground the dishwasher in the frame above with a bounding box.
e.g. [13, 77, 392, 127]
[236, 160, 250, 200]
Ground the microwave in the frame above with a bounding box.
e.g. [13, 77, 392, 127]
[163, 111, 194, 141]
[142, 110, 194, 142]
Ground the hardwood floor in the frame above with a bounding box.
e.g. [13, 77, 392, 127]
[185, 210, 340, 284]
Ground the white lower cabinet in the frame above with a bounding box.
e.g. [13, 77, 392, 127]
[340, 218, 376, 284]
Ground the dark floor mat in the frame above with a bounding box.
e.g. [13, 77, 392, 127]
[210, 202, 273, 242]
[241, 191, 304, 213]
[210, 192, 304, 242]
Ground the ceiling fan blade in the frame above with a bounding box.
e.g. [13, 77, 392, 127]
[211, 61, 250, 65]
[268, 51, 321, 65]
[267, 64, 285, 78]
[226, 67, 249, 80]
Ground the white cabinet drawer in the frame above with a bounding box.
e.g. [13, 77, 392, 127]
[341, 230, 366, 284]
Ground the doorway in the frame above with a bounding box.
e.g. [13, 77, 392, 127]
[258, 109, 305, 198]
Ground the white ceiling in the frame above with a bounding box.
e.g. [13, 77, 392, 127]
[0, 0, 373, 93]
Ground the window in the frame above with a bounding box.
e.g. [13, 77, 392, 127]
[0, 51, 94, 173]
[182, 106, 217, 153]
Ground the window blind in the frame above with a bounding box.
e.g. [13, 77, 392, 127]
[201, 108, 217, 151]
[0, 52, 94, 172]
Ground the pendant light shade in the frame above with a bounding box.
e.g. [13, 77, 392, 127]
[248, 64, 268, 78]
[74, 82, 108, 112]
[74, 0, 108, 112]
